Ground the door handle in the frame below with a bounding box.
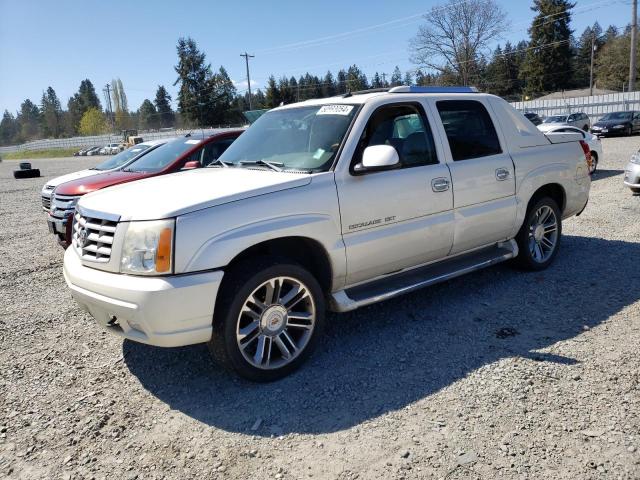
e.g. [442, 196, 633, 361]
[495, 168, 510, 181]
[431, 177, 450, 192]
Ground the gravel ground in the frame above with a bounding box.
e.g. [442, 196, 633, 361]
[1, 140, 639, 480]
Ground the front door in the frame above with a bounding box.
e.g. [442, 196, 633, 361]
[430, 98, 517, 255]
[335, 102, 454, 286]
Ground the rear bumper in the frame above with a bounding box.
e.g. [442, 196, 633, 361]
[63, 247, 223, 347]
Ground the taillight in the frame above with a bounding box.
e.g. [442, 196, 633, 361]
[579, 140, 592, 169]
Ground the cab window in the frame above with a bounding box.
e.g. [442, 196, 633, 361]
[355, 103, 438, 169]
[436, 100, 502, 161]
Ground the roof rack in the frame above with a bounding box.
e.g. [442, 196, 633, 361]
[341, 88, 388, 98]
[389, 86, 479, 94]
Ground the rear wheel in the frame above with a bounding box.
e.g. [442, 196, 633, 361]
[514, 197, 562, 271]
[589, 151, 598, 174]
[631, 187, 640, 194]
[208, 257, 325, 382]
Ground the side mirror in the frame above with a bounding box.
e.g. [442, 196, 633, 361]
[182, 160, 200, 170]
[353, 145, 400, 174]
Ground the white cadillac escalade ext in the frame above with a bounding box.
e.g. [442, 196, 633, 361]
[63, 86, 591, 381]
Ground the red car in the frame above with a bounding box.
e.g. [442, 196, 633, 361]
[48, 130, 243, 247]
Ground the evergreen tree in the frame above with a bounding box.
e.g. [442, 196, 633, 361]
[520, 0, 575, 97]
[138, 99, 157, 130]
[371, 72, 383, 89]
[321, 71, 337, 97]
[415, 70, 427, 86]
[346, 65, 368, 91]
[403, 71, 414, 86]
[154, 85, 174, 128]
[604, 25, 618, 43]
[0, 110, 19, 145]
[206, 66, 237, 125]
[174, 37, 212, 126]
[336, 70, 348, 94]
[572, 23, 603, 88]
[390, 66, 403, 86]
[77, 79, 101, 111]
[17, 99, 40, 140]
[595, 31, 640, 90]
[66, 79, 102, 135]
[265, 76, 281, 107]
[40, 87, 62, 138]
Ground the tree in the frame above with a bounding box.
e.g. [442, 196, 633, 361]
[66, 79, 102, 135]
[18, 99, 40, 140]
[403, 71, 414, 86]
[154, 85, 174, 128]
[322, 71, 337, 97]
[111, 78, 131, 130]
[174, 37, 211, 126]
[0, 110, 19, 145]
[390, 66, 403, 86]
[206, 66, 237, 125]
[596, 32, 640, 90]
[78, 107, 108, 135]
[485, 42, 521, 98]
[519, 0, 575, 97]
[40, 87, 63, 138]
[572, 23, 604, 88]
[346, 65, 368, 91]
[336, 70, 348, 94]
[138, 99, 158, 130]
[410, 0, 508, 85]
[265, 76, 281, 108]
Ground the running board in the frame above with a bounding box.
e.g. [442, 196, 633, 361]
[331, 240, 518, 312]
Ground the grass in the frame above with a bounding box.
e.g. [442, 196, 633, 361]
[1, 147, 81, 160]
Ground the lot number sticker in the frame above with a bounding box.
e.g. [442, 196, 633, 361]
[317, 105, 354, 116]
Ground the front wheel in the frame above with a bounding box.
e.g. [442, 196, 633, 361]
[208, 258, 325, 382]
[589, 151, 598, 174]
[514, 197, 562, 270]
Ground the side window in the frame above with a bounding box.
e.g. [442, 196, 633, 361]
[356, 104, 438, 169]
[201, 138, 235, 167]
[181, 146, 204, 167]
[436, 100, 502, 161]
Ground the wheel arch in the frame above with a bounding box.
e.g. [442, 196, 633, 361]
[529, 183, 566, 213]
[224, 236, 334, 295]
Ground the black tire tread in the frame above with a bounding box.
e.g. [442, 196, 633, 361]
[13, 168, 40, 179]
[513, 196, 562, 271]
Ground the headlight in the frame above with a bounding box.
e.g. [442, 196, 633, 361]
[631, 154, 640, 165]
[120, 219, 174, 275]
[613, 124, 626, 129]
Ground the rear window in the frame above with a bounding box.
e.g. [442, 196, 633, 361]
[436, 100, 502, 161]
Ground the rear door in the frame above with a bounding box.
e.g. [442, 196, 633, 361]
[428, 98, 516, 255]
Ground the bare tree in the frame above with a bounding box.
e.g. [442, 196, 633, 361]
[410, 0, 508, 85]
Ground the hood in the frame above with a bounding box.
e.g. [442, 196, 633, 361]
[44, 169, 100, 190]
[78, 167, 312, 221]
[593, 118, 631, 126]
[538, 122, 566, 132]
[55, 170, 150, 196]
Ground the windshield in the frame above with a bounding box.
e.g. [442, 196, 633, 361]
[92, 144, 152, 170]
[543, 115, 567, 123]
[125, 137, 201, 172]
[600, 111, 632, 121]
[218, 104, 358, 172]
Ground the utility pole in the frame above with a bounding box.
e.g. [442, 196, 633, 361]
[589, 33, 596, 96]
[630, 0, 637, 92]
[382, 72, 387, 86]
[103, 84, 113, 128]
[240, 52, 255, 110]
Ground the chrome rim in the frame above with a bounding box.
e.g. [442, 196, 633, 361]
[236, 276, 316, 370]
[528, 205, 558, 263]
[589, 153, 597, 174]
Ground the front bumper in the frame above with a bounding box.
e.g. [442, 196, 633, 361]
[63, 247, 223, 347]
[47, 214, 72, 247]
[591, 126, 626, 136]
[624, 160, 640, 189]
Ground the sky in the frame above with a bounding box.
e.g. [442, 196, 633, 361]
[0, 0, 633, 114]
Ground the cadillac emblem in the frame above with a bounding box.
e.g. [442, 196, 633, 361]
[78, 227, 88, 247]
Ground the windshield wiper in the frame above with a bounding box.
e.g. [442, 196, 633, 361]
[239, 159, 283, 172]
[207, 158, 232, 168]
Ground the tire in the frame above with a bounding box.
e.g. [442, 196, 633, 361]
[589, 151, 598, 175]
[19, 162, 31, 170]
[582, 125, 588, 132]
[208, 257, 325, 382]
[13, 168, 40, 179]
[631, 187, 640, 194]
[514, 196, 562, 271]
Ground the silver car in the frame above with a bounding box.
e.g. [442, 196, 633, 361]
[624, 151, 640, 194]
[538, 112, 591, 132]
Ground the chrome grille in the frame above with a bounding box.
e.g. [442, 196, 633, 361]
[51, 193, 80, 219]
[41, 196, 51, 211]
[72, 211, 118, 263]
